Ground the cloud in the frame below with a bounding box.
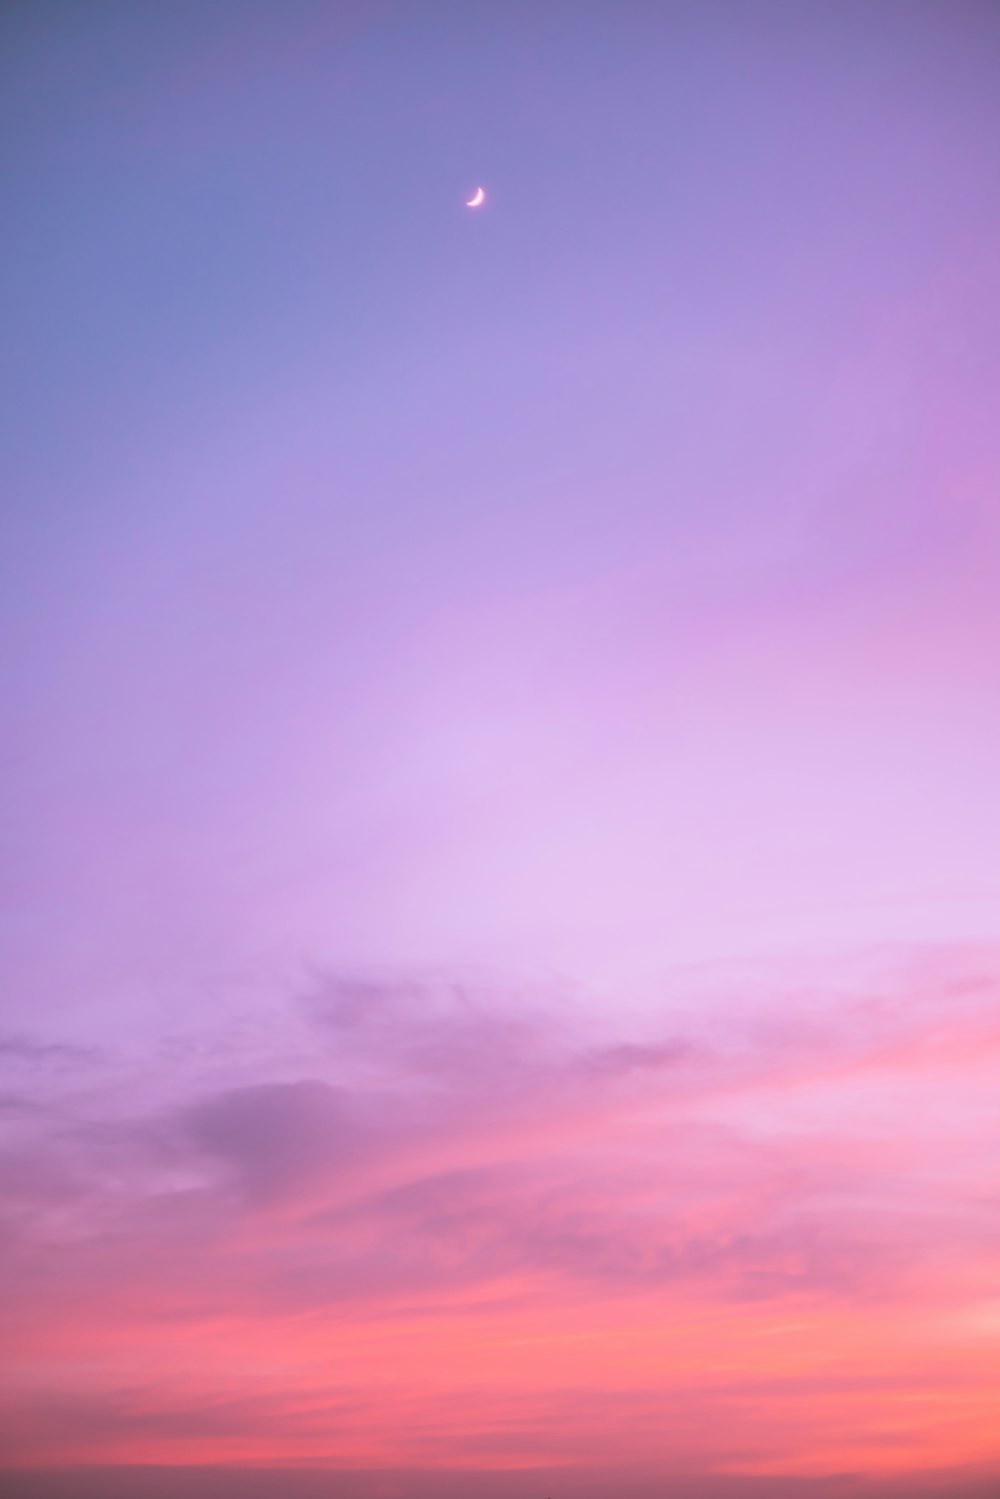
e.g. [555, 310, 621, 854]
[1, 948, 999, 1473]
[301, 969, 569, 1092]
[0, 1092, 35, 1114]
[181, 1080, 357, 1203]
[580, 1037, 698, 1075]
[0, 1033, 97, 1066]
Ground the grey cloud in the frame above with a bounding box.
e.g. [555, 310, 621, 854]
[302, 970, 565, 1091]
[181, 1079, 358, 1202]
[0, 1090, 35, 1113]
[581, 1038, 698, 1075]
[0, 1033, 97, 1066]
[304, 974, 425, 1030]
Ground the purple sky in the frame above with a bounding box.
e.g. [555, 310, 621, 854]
[2, 1, 999, 1492]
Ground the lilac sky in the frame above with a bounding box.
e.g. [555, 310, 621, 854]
[2, 1, 999, 1492]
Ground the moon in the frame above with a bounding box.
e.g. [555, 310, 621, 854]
[465, 186, 485, 208]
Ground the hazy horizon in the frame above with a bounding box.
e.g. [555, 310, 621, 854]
[5, 1464, 1000, 1498]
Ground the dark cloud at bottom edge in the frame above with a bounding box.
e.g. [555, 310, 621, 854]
[2, 1467, 997, 1499]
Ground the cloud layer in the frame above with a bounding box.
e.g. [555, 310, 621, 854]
[2, 948, 999, 1483]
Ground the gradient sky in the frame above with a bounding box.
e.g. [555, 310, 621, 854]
[2, 1, 999, 1494]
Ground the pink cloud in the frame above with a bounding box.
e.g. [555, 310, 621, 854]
[1, 947, 998, 1480]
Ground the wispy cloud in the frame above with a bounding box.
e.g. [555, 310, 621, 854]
[1, 947, 998, 1475]
[0, 1034, 98, 1066]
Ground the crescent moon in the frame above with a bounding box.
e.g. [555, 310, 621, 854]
[465, 186, 485, 208]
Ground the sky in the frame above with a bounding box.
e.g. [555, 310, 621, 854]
[1, 0, 999, 1493]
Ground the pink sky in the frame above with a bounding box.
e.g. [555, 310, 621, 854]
[2, 946, 999, 1489]
[1, 1, 999, 1493]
